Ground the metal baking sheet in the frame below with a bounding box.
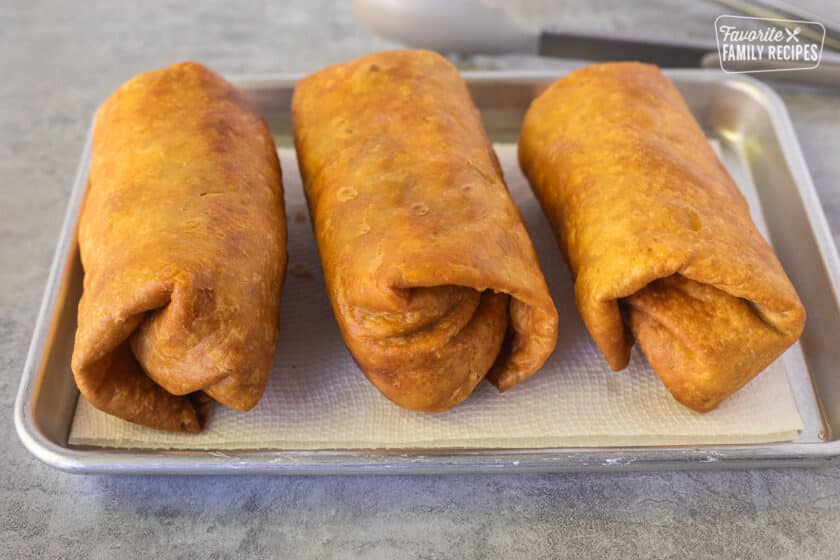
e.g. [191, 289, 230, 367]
[14, 69, 840, 474]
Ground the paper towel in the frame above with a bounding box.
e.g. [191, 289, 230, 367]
[68, 144, 804, 450]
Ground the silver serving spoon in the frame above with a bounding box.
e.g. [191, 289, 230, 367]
[354, 0, 840, 86]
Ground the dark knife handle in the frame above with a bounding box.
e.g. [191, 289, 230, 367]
[538, 29, 716, 67]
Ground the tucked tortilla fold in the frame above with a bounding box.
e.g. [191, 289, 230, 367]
[292, 50, 559, 411]
[518, 62, 805, 411]
[71, 62, 287, 432]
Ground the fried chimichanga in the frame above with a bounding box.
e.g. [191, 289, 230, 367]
[292, 50, 558, 412]
[71, 62, 286, 432]
[519, 62, 805, 412]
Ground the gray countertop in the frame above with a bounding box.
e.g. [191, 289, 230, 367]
[3, 1, 840, 558]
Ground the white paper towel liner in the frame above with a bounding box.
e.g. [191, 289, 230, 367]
[68, 144, 803, 450]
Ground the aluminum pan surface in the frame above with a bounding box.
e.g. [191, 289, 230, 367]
[14, 69, 840, 474]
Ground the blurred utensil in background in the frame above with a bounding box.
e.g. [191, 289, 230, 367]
[353, 0, 840, 87]
[711, 0, 840, 51]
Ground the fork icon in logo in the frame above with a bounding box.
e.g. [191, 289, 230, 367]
[785, 27, 801, 42]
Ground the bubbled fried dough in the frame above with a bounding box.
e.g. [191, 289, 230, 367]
[293, 50, 558, 411]
[519, 62, 805, 411]
[71, 62, 286, 431]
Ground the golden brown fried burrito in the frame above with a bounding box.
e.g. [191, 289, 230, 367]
[292, 50, 558, 412]
[519, 62, 805, 412]
[71, 62, 286, 432]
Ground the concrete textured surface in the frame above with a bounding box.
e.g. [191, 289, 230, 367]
[2, 1, 840, 558]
